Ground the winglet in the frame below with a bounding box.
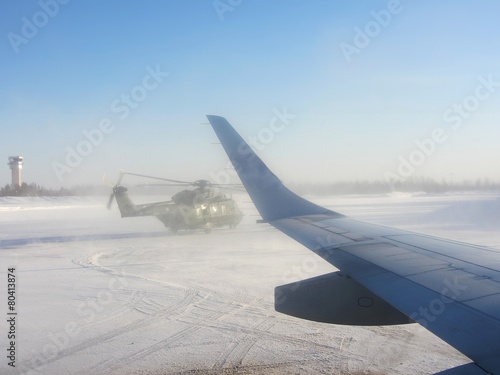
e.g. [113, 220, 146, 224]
[207, 115, 341, 221]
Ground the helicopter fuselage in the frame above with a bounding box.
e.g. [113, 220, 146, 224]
[112, 186, 243, 233]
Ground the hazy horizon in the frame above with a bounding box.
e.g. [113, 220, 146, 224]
[2, 1, 500, 189]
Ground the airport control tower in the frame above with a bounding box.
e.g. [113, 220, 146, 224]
[8, 156, 23, 188]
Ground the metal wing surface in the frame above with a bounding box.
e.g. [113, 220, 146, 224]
[207, 115, 500, 374]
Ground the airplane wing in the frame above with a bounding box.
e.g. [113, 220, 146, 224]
[206, 115, 500, 374]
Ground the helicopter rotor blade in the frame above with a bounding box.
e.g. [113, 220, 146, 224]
[104, 171, 125, 210]
[211, 183, 244, 187]
[122, 172, 191, 184]
[208, 182, 244, 191]
[102, 173, 114, 188]
[136, 183, 191, 187]
[103, 174, 114, 209]
[213, 186, 246, 192]
[107, 192, 115, 210]
[116, 170, 125, 186]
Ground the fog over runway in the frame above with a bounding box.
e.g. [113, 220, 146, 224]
[1, 192, 500, 374]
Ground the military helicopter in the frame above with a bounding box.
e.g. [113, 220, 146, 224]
[106, 172, 243, 234]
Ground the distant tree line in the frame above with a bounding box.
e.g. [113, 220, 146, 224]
[1, 177, 499, 197]
[291, 177, 500, 195]
[0, 183, 109, 197]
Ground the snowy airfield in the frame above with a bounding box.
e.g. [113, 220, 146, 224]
[1, 192, 500, 375]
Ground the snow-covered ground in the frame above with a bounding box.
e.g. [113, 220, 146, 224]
[1, 192, 500, 374]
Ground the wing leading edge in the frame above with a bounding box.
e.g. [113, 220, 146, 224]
[207, 115, 500, 374]
[207, 115, 341, 222]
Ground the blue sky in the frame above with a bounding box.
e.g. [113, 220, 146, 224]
[1, 0, 500, 188]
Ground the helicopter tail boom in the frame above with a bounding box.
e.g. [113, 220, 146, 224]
[113, 186, 139, 218]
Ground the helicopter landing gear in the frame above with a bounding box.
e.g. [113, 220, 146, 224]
[205, 228, 212, 234]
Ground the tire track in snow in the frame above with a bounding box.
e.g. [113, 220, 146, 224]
[86, 293, 258, 374]
[212, 316, 277, 370]
[18, 288, 198, 373]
